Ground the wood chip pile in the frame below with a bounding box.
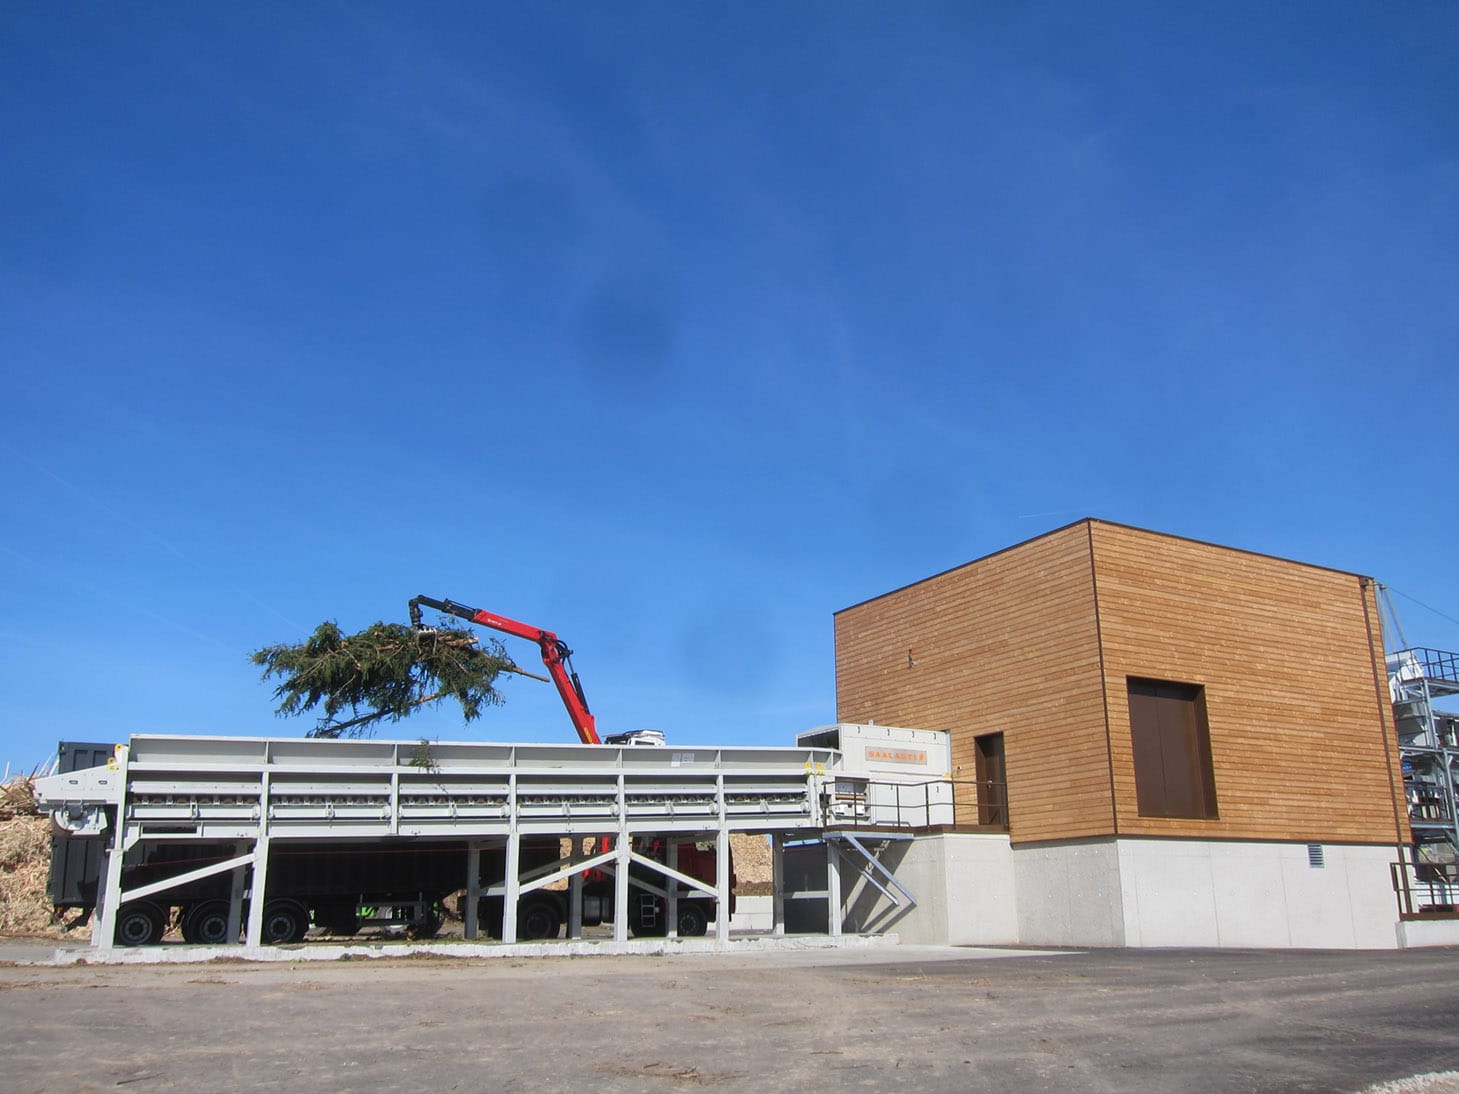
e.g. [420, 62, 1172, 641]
[0, 778, 64, 937]
[730, 833, 773, 895]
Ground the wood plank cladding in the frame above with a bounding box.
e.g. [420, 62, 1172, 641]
[834, 519, 1409, 848]
[835, 523, 1113, 843]
[1089, 521, 1406, 846]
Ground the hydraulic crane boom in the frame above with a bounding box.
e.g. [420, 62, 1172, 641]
[408, 595, 600, 745]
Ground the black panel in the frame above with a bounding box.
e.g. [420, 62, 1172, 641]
[47, 741, 116, 908]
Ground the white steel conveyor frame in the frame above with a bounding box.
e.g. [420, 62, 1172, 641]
[35, 734, 844, 950]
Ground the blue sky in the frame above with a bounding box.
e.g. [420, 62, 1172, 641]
[3, 3, 1456, 768]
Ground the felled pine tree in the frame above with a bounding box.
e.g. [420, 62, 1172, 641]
[251, 620, 511, 738]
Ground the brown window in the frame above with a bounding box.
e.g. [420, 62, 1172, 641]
[1127, 678, 1218, 819]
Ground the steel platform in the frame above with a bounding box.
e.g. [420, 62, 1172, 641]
[34, 733, 851, 952]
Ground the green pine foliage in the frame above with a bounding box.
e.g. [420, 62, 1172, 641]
[251, 620, 511, 738]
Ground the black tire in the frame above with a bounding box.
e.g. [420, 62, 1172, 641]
[261, 898, 310, 944]
[181, 900, 233, 945]
[675, 902, 709, 937]
[115, 902, 166, 946]
[518, 898, 562, 941]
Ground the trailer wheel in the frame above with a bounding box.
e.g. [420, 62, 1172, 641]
[261, 899, 310, 944]
[675, 903, 709, 937]
[182, 901, 233, 945]
[518, 898, 562, 941]
[115, 902, 166, 946]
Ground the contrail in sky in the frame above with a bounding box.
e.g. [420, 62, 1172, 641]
[4, 446, 305, 632]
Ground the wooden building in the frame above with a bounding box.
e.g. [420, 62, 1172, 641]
[832, 519, 1417, 948]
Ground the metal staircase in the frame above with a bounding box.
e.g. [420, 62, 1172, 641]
[1391, 647, 1459, 905]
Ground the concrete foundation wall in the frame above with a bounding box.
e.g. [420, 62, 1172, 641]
[1114, 839, 1399, 949]
[785, 834, 1405, 949]
[1396, 918, 1459, 948]
[780, 834, 1016, 943]
[840, 833, 1018, 945]
[1012, 838, 1126, 947]
[942, 834, 1019, 945]
[1011, 837, 1401, 949]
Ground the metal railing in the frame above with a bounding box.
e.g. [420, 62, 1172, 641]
[1391, 859, 1459, 917]
[1396, 648, 1459, 688]
[824, 778, 1008, 831]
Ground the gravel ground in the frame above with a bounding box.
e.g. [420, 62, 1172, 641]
[5, 944, 1459, 1091]
[1364, 1075, 1459, 1094]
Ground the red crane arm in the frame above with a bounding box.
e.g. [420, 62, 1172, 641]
[408, 595, 600, 745]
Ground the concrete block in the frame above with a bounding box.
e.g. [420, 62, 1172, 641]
[1012, 839, 1124, 947]
[1397, 917, 1459, 948]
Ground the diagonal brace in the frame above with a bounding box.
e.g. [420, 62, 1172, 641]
[121, 852, 257, 904]
[838, 833, 917, 909]
[516, 849, 617, 896]
[627, 849, 718, 899]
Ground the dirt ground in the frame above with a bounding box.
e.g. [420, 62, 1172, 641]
[5, 944, 1459, 1092]
[9, 783, 1458, 1090]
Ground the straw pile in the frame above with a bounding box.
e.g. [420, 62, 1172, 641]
[1, 776, 38, 820]
[0, 778, 63, 937]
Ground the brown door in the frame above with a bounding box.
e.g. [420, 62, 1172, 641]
[975, 732, 1008, 828]
[1128, 679, 1217, 819]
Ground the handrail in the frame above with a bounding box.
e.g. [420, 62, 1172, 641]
[1391, 859, 1459, 918]
[1394, 648, 1459, 687]
[824, 777, 1006, 831]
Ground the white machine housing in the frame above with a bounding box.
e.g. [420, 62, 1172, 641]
[795, 723, 954, 828]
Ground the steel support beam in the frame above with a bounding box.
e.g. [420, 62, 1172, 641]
[464, 843, 481, 940]
[613, 838, 631, 943]
[227, 840, 247, 945]
[568, 840, 583, 939]
[244, 770, 272, 950]
[771, 832, 785, 937]
[666, 837, 681, 940]
[94, 833, 127, 953]
[715, 828, 730, 942]
[826, 838, 842, 937]
[502, 830, 521, 945]
[244, 834, 270, 949]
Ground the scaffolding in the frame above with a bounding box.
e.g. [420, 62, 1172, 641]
[1390, 647, 1459, 907]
